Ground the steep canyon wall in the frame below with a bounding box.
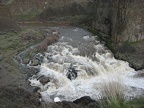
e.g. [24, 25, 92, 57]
[89, 0, 144, 43]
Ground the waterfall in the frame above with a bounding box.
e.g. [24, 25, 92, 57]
[27, 26, 144, 102]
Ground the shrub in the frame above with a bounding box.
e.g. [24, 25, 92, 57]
[44, 34, 59, 45]
[37, 34, 59, 52]
[37, 41, 48, 52]
[100, 81, 129, 108]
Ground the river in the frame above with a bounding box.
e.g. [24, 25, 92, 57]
[20, 26, 144, 102]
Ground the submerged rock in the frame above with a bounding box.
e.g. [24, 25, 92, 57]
[66, 64, 78, 80]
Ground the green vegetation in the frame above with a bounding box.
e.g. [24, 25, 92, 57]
[0, 27, 45, 108]
[16, 11, 41, 21]
[87, 28, 102, 37]
[128, 39, 144, 45]
[69, 14, 94, 27]
[128, 97, 144, 108]
[98, 95, 144, 108]
[0, 27, 45, 75]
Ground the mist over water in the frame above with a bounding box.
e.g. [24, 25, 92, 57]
[28, 26, 144, 102]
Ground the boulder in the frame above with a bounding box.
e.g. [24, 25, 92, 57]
[73, 96, 95, 107]
[66, 64, 78, 80]
[30, 58, 40, 66]
[39, 76, 50, 85]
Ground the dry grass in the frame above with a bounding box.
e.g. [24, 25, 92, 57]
[37, 41, 48, 52]
[101, 81, 125, 100]
[44, 34, 60, 45]
[100, 81, 128, 108]
[37, 34, 59, 52]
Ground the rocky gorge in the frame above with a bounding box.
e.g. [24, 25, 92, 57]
[0, 0, 144, 108]
[87, 0, 144, 70]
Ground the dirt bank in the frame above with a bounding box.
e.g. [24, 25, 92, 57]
[0, 17, 19, 31]
[0, 24, 49, 107]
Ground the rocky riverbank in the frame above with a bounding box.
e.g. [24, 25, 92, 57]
[84, 0, 144, 70]
[0, 1, 144, 107]
[115, 41, 144, 70]
[0, 22, 52, 107]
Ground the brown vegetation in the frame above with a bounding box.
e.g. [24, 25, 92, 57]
[20, 32, 38, 41]
[0, 86, 41, 108]
[37, 34, 60, 52]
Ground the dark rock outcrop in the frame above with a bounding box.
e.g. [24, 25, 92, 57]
[88, 0, 144, 43]
[66, 64, 78, 80]
[41, 96, 97, 108]
[73, 96, 96, 107]
[87, 0, 144, 70]
[115, 42, 144, 70]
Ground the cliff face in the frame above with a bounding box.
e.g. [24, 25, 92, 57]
[89, 0, 144, 43]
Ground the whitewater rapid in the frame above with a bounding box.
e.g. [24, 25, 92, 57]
[28, 27, 144, 102]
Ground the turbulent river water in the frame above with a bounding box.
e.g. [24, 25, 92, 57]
[21, 26, 144, 102]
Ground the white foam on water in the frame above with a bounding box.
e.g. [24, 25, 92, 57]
[54, 97, 61, 102]
[28, 33, 144, 102]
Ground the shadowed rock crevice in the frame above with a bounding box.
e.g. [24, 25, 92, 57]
[88, 0, 144, 43]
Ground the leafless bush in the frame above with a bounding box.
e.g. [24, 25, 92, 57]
[37, 41, 48, 52]
[37, 34, 60, 52]
[44, 34, 60, 45]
